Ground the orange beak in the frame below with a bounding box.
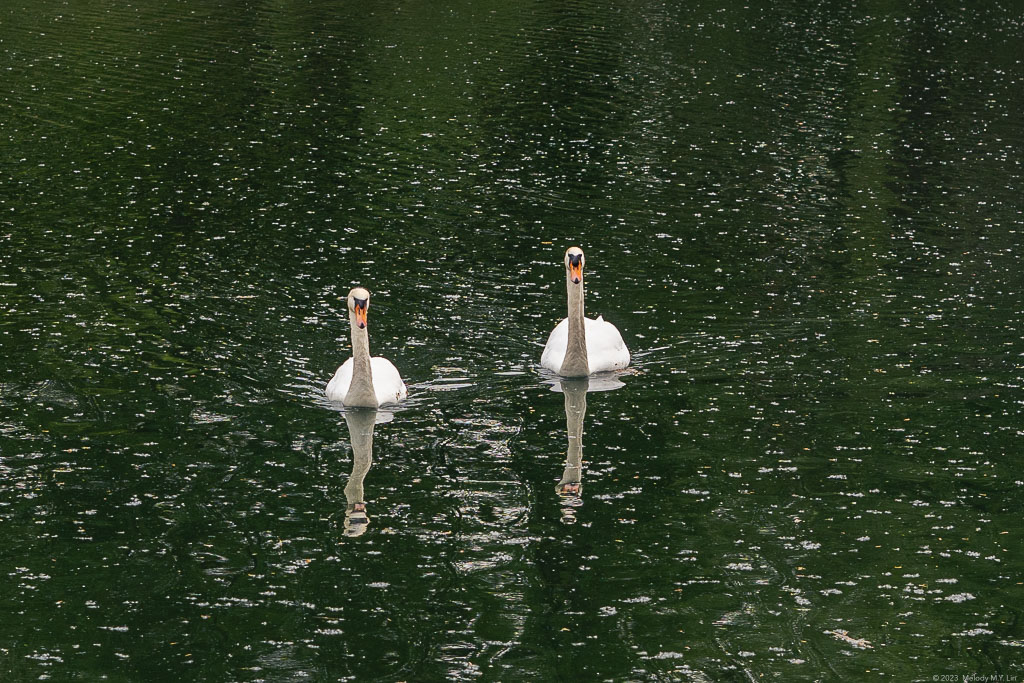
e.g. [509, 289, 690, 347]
[569, 261, 583, 284]
[353, 301, 368, 329]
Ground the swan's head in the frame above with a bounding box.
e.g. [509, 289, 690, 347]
[564, 247, 585, 285]
[347, 287, 370, 329]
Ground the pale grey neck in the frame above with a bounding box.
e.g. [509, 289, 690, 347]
[557, 381, 588, 488]
[559, 275, 589, 376]
[345, 320, 377, 406]
[344, 411, 376, 505]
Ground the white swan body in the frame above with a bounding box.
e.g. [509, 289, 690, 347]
[326, 287, 408, 407]
[326, 356, 407, 406]
[541, 316, 629, 374]
[541, 247, 630, 376]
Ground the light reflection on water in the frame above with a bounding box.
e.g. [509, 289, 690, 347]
[1, 0, 1023, 679]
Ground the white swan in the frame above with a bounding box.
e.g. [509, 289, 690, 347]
[326, 287, 408, 407]
[541, 247, 630, 376]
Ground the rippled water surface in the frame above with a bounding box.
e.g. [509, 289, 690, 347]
[2, 0, 1022, 680]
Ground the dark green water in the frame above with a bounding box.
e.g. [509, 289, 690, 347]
[2, 0, 1022, 680]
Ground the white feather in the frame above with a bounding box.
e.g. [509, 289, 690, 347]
[326, 356, 407, 406]
[541, 314, 630, 374]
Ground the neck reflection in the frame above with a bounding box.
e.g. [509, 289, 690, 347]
[549, 373, 626, 524]
[342, 408, 377, 537]
[556, 377, 589, 524]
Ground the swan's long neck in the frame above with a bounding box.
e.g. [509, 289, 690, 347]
[345, 320, 377, 407]
[559, 275, 589, 376]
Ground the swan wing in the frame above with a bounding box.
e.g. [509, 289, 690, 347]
[325, 357, 354, 402]
[540, 318, 569, 372]
[584, 316, 630, 373]
[371, 356, 408, 406]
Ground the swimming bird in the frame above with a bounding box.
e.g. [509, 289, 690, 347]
[540, 247, 630, 376]
[326, 287, 407, 406]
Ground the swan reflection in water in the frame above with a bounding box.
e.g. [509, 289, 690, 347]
[341, 408, 385, 537]
[549, 374, 625, 524]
